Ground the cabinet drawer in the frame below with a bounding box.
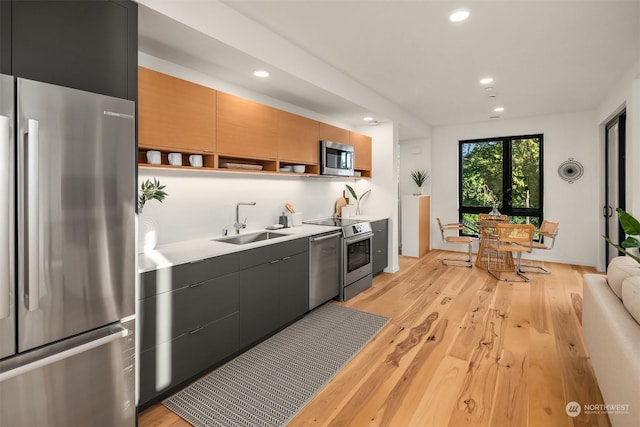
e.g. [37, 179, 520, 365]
[139, 272, 239, 352]
[139, 252, 239, 298]
[138, 312, 239, 406]
[239, 237, 308, 270]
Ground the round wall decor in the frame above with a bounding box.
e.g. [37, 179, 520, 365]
[558, 158, 584, 183]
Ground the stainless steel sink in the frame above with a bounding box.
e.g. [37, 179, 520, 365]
[212, 231, 288, 245]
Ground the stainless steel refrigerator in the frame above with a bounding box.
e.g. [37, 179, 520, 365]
[0, 74, 136, 426]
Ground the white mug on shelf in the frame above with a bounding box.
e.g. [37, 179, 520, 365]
[168, 152, 182, 166]
[146, 150, 161, 165]
[189, 154, 203, 167]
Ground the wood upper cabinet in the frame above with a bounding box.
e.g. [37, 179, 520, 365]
[277, 111, 319, 164]
[138, 67, 217, 153]
[350, 131, 372, 173]
[319, 123, 350, 145]
[217, 92, 278, 160]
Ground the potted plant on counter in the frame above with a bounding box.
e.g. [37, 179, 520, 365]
[138, 178, 167, 212]
[345, 184, 371, 216]
[410, 170, 429, 195]
[138, 178, 168, 253]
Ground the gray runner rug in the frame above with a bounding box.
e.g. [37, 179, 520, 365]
[163, 303, 389, 427]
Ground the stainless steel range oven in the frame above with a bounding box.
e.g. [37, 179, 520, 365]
[304, 217, 373, 301]
[342, 222, 373, 300]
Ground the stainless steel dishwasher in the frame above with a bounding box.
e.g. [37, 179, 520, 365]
[309, 231, 342, 310]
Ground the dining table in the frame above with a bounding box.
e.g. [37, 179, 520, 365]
[474, 215, 515, 271]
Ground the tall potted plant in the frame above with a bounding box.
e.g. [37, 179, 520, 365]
[604, 208, 640, 263]
[410, 170, 429, 195]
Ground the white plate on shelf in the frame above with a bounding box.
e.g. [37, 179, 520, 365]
[279, 166, 293, 172]
[220, 162, 263, 170]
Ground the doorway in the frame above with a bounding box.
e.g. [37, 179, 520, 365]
[604, 111, 626, 265]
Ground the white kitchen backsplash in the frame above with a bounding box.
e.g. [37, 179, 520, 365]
[138, 169, 373, 245]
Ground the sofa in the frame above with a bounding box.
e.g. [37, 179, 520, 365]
[583, 256, 640, 427]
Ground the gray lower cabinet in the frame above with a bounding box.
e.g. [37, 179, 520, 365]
[239, 238, 309, 348]
[279, 251, 309, 325]
[138, 238, 310, 407]
[372, 219, 389, 276]
[138, 253, 240, 407]
[239, 262, 280, 349]
[138, 313, 238, 405]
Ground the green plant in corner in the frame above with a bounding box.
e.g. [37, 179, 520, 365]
[410, 169, 429, 188]
[604, 208, 640, 263]
[138, 178, 168, 211]
[345, 184, 371, 216]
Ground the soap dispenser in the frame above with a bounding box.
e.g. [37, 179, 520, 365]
[278, 212, 289, 228]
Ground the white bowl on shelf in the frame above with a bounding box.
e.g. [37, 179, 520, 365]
[293, 165, 306, 173]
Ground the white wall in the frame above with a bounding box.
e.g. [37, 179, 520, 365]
[139, 169, 362, 244]
[399, 138, 432, 196]
[430, 111, 599, 267]
[595, 59, 640, 271]
[359, 122, 400, 273]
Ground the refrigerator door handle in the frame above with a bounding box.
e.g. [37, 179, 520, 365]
[0, 115, 9, 319]
[0, 326, 129, 382]
[23, 119, 39, 311]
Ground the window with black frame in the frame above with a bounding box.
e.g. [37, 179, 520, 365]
[459, 134, 543, 235]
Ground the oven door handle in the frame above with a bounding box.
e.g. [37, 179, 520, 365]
[310, 232, 342, 242]
[344, 232, 374, 244]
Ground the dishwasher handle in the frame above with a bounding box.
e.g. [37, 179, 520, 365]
[310, 232, 342, 242]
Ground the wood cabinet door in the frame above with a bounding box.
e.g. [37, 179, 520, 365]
[319, 123, 350, 145]
[217, 92, 278, 159]
[350, 131, 372, 172]
[138, 67, 217, 153]
[418, 196, 431, 257]
[277, 111, 319, 164]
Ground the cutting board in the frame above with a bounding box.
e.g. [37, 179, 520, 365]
[335, 196, 348, 217]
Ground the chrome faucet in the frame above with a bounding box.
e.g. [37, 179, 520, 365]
[234, 202, 256, 234]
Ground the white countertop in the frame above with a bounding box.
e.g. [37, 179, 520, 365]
[138, 216, 389, 273]
[138, 224, 339, 273]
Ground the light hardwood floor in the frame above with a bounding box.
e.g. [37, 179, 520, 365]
[138, 250, 610, 427]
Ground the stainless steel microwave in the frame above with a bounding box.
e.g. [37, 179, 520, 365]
[320, 140, 355, 176]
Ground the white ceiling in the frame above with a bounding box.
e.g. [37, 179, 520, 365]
[138, 0, 640, 140]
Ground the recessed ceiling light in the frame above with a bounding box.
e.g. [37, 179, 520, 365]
[480, 77, 494, 85]
[363, 116, 374, 121]
[449, 9, 470, 22]
[494, 107, 505, 112]
[253, 70, 270, 78]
